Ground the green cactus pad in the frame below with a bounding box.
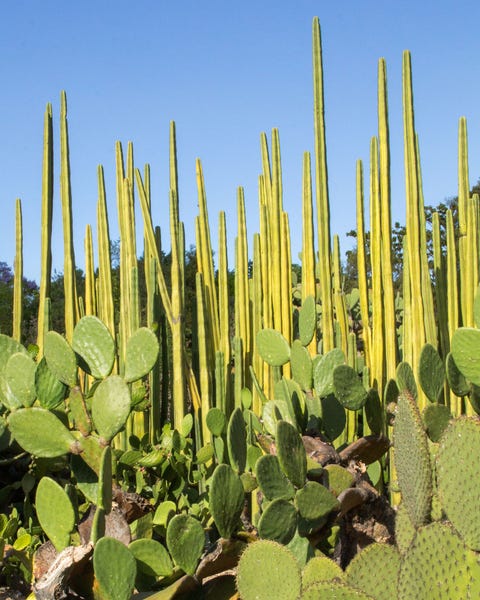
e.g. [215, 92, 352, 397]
[246, 444, 262, 471]
[93, 536, 137, 600]
[299, 295, 317, 346]
[206, 407, 226, 436]
[364, 388, 383, 435]
[258, 498, 297, 544]
[209, 464, 245, 539]
[321, 394, 347, 442]
[35, 357, 67, 410]
[44, 331, 78, 387]
[295, 481, 339, 522]
[302, 556, 344, 587]
[324, 465, 355, 496]
[166, 513, 205, 575]
[437, 417, 480, 550]
[286, 529, 315, 567]
[383, 378, 399, 406]
[451, 327, 480, 387]
[301, 581, 374, 599]
[276, 420, 307, 488]
[256, 328, 291, 366]
[4, 352, 36, 408]
[0, 334, 28, 372]
[129, 538, 173, 577]
[398, 522, 480, 600]
[396, 362, 417, 399]
[418, 343, 445, 403]
[291, 340, 313, 390]
[227, 407, 247, 473]
[72, 315, 115, 379]
[422, 403, 451, 443]
[345, 543, 400, 600]
[394, 502, 416, 554]
[333, 365, 368, 411]
[313, 348, 345, 398]
[36, 476, 75, 551]
[68, 386, 92, 436]
[445, 352, 470, 397]
[236, 540, 301, 600]
[124, 327, 159, 383]
[255, 454, 295, 501]
[393, 392, 432, 528]
[8, 407, 78, 457]
[91, 375, 131, 442]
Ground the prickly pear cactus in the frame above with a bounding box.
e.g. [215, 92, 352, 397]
[255, 454, 295, 501]
[397, 522, 480, 600]
[393, 391, 432, 528]
[72, 315, 115, 379]
[418, 343, 445, 403]
[301, 556, 345, 587]
[301, 580, 375, 599]
[35, 476, 75, 552]
[166, 513, 205, 575]
[451, 327, 480, 387]
[258, 498, 297, 544]
[345, 543, 401, 600]
[93, 536, 137, 600]
[236, 540, 301, 600]
[256, 328, 291, 366]
[276, 420, 307, 488]
[436, 417, 480, 550]
[209, 463, 245, 539]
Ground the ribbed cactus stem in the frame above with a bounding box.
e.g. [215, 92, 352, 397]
[432, 212, 449, 358]
[195, 159, 220, 353]
[252, 233, 263, 414]
[96, 165, 115, 338]
[370, 137, 384, 392]
[355, 160, 371, 372]
[312, 17, 334, 353]
[196, 272, 210, 443]
[60, 91, 77, 342]
[377, 58, 397, 380]
[281, 211, 292, 377]
[270, 130, 284, 335]
[402, 51, 425, 379]
[236, 187, 251, 383]
[37, 103, 53, 357]
[13, 198, 23, 342]
[301, 152, 317, 357]
[217, 211, 231, 410]
[84, 225, 96, 316]
[332, 234, 348, 357]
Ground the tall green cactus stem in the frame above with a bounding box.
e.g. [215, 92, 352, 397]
[415, 135, 437, 350]
[281, 211, 293, 369]
[235, 187, 251, 386]
[37, 103, 53, 357]
[217, 211, 231, 412]
[432, 211, 449, 360]
[355, 160, 371, 369]
[252, 233, 263, 413]
[195, 159, 220, 353]
[84, 225, 96, 316]
[12, 199, 22, 342]
[332, 235, 348, 358]
[312, 17, 334, 353]
[402, 53, 426, 385]
[302, 152, 317, 357]
[60, 91, 77, 342]
[196, 272, 210, 444]
[259, 200, 273, 398]
[170, 185, 186, 430]
[96, 165, 115, 339]
[457, 117, 471, 327]
[377, 58, 397, 382]
[369, 137, 384, 393]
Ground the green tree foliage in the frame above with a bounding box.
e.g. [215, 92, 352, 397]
[0, 262, 39, 344]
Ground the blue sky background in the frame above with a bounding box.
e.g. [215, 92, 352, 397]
[1, 1, 480, 280]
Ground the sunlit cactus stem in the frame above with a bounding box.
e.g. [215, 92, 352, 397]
[37, 103, 53, 356]
[13, 198, 23, 342]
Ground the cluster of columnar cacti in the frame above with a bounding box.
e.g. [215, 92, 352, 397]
[2, 11, 480, 600]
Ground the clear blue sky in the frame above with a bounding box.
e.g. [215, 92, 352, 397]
[1, 1, 480, 281]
